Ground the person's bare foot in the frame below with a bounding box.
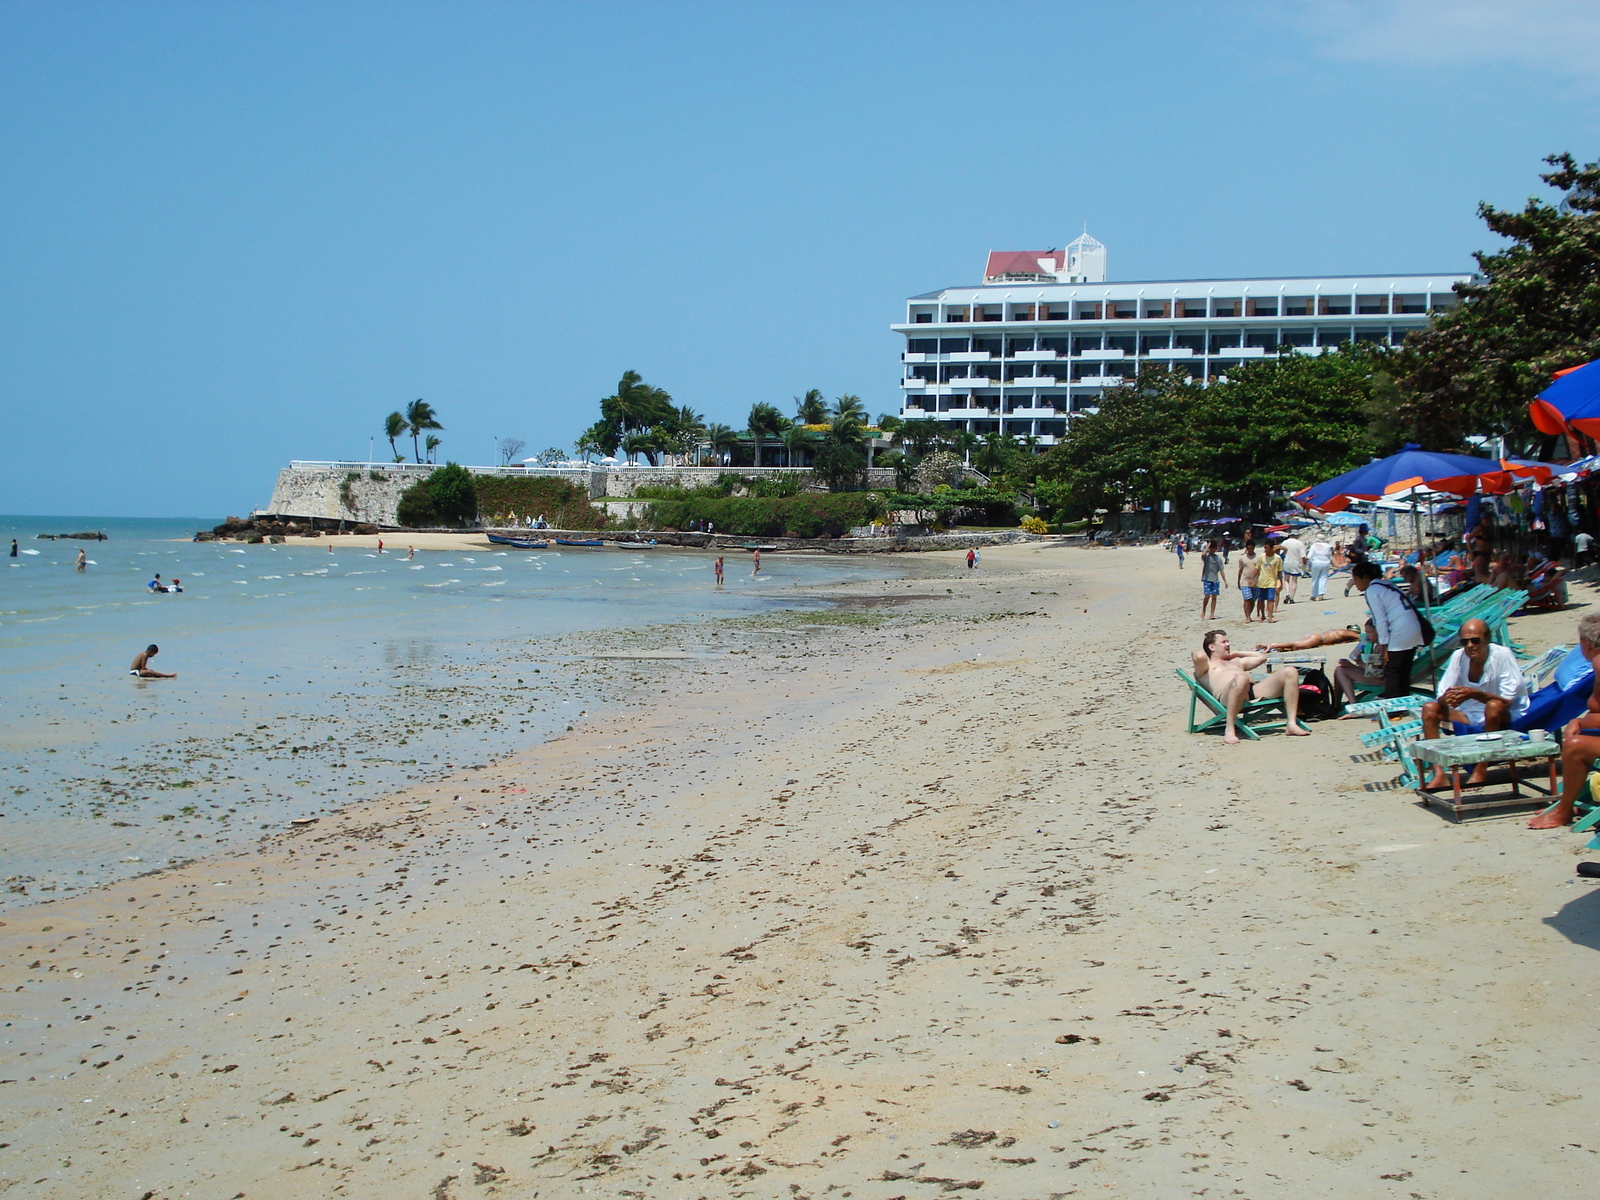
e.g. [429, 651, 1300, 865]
[1286, 722, 1311, 736]
[1464, 765, 1490, 787]
[1425, 769, 1450, 790]
[1223, 731, 1241, 745]
[1529, 804, 1574, 829]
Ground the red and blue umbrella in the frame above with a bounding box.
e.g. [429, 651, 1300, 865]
[1529, 359, 1600, 437]
[1293, 444, 1520, 513]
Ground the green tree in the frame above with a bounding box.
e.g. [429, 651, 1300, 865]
[1395, 152, 1600, 448]
[782, 423, 811, 467]
[704, 422, 738, 465]
[426, 462, 477, 524]
[383, 411, 407, 461]
[578, 419, 621, 460]
[424, 434, 441, 464]
[746, 402, 789, 468]
[405, 399, 443, 464]
[621, 431, 658, 466]
[601, 371, 674, 433]
[795, 389, 828, 424]
[831, 393, 867, 422]
[950, 429, 980, 466]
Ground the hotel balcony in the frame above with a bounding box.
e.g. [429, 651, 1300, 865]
[1010, 349, 1061, 362]
[902, 352, 929, 363]
[900, 377, 928, 388]
[1142, 347, 1194, 358]
[947, 351, 994, 363]
[1078, 348, 1125, 360]
[1076, 374, 1126, 387]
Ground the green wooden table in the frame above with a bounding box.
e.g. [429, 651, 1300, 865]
[1411, 732, 1560, 819]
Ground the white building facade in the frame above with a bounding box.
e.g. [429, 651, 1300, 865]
[895, 236, 1473, 446]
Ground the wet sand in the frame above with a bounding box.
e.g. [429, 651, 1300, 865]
[2, 544, 1596, 1198]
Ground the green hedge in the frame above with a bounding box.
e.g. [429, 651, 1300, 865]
[644, 492, 883, 538]
[473, 476, 608, 530]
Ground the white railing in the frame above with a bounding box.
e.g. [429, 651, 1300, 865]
[288, 461, 600, 476]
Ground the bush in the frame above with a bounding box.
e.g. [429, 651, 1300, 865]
[643, 492, 883, 538]
[472, 475, 608, 529]
[396, 480, 438, 527]
[426, 463, 478, 525]
[1020, 515, 1049, 534]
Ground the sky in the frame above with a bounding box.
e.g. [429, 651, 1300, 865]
[2, 0, 1597, 518]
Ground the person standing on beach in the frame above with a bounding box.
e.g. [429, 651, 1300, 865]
[752, 549, 761, 575]
[75, 547, 86, 571]
[966, 548, 976, 570]
[407, 545, 414, 560]
[714, 556, 724, 586]
[1279, 533, 1305, 603]
[1256, 542, 1283, 622]
[1172, 533, 1185, 568]
[1199, 540, 1226, 619]
[377, 539, 384, 553]
[129, 644, 176, 679]
[1236, 542, 1260, 623]
[1350, 560, 1424, 698]
[1306, 535, 1333, 601]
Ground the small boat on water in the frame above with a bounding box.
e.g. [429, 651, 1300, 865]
[487, 533, 550, 549]
[741, 543, 778, 552]
[555, 537, 605, 548]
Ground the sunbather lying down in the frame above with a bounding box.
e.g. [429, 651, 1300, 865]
[1256, 627, 1360, 653]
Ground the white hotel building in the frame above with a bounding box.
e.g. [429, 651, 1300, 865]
[894, 233, 1472, 445]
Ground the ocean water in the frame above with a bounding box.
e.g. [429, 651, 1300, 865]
[0, 516, 913, 906]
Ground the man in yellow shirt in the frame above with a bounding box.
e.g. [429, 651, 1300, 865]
[1255, 541, 1284, 623]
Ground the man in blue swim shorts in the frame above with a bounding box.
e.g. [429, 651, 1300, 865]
[1199, 540, 1226, 620]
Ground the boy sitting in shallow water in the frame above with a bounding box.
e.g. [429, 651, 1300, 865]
[129, 644, 176, 679]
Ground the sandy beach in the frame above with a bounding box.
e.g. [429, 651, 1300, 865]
[3, 543, 1596, 1198]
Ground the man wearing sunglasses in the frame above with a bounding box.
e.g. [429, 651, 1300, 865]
[1418, 618, 1528, 789]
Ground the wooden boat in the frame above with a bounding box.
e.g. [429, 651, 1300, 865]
[487, 532, 549, 549]
[555, 537, 605, 548]
[741, 543, 778, 552]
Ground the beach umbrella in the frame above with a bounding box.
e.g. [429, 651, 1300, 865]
[1292, 444, 1522, 513]
[1529, 360, 1600, 436]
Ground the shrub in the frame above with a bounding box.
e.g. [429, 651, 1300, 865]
[472, 476, 608, 529]
[426, 463, 478, 525]
[396, 480, 438, 527]
[643, 492, 882, 538]
[1020, 514, 1049, 534]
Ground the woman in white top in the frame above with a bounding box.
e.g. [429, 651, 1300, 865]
[1306, 537, 1334, 601]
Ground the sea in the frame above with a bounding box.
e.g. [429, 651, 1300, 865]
[0, 516, 915, 908]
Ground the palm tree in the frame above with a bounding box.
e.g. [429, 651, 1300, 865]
[602, 371, 674, 433]
[747, 402, 789, 468]
[405, 399, 443, 464]
[975, 431, 1012, 476]
[782, 423, 811, 467]
[620, 431, 657, 466]
[383, 411, 407, 461]
[831, 393, 867, 424]
[795, 389, 828, 425]
[704, 423, 738, 466]
[425, 434, 442, 464]
[951, 429, 980, 466]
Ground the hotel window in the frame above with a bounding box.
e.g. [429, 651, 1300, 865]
[1176, 299, 1207, 318]
[1319, 297, 1352, 315]
[1208, 333, 1241, 354]
[1390, 328, 1411, 345]
[1040, 336, 1069, 355]
[1045, 308, 1070, 320]
[907, 339, 937, 354]
[1429, 294, 1460, 312]
[1071, 335, 1102, 355]
[1142, 301, 1170, 318]
[979, 306, 1003, 321]
[1280, 329, 1313, 347]
[1211, 298, 1241, 317]
[1038, 420, 1066, 437]
[1353, 330, 1388, 344]
[914, 313, 933, 323]
[1244, 330, 1279, 350]
[971, 337, 1002, 357]
[1139, 333, 1170, 353]
[1004, 337, 1035, 356]
[946, 308, 968, 322]
[939, 337, 970, 354]
[1111, 303, 1137, 319]
[1247, 299, 1278, 317]
[1395, 294, 1426, 314]
[1356, 296, 1389, 315]
[1174, 333, 1206, 353]
[1317, 327, 1350, 347]
[1282, 297, 1312, 316]
[1074, 302, 1103, 319]
[1105, 334, 1136, 355]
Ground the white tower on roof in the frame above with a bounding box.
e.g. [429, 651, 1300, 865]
[1063, 231, 1106, 283]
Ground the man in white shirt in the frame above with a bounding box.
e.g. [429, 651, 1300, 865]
[1306, 536, 1334, 601]
[1350, 561, 1425, 698]
[1279, 534, 1306, 604]
[1418, 617, 1528, 788]
[1575, 529, 1593, 567]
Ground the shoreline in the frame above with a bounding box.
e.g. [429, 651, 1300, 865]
[2, 544, 1596, 1197]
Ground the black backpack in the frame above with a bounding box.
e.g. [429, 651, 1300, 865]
[1296, 666, 1339, 720]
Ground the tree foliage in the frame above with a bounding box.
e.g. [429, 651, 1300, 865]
[1033, 356, 1381, 522]
[423, 462, 478, 525]
[404, 399, 443, 464]
[1395, 153, 1600, 448]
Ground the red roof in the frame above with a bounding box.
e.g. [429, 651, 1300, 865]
[984, 250, 1062, 279]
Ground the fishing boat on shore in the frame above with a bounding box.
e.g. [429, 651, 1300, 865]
[487, 532, 550, 549]
[741, 543, 778, 552]
[555, 537, 605, 548]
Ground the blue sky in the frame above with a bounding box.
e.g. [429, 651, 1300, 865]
[3, 0, 1597, 517]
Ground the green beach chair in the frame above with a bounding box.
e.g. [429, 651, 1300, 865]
[1176, 668, 1287, 740]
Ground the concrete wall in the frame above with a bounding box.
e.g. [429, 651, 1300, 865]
[260, 468, 414, 526]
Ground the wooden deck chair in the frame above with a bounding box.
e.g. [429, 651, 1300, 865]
[1176, 668, 1286, 740]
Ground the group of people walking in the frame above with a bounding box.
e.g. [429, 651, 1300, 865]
[1191, 532, 1338, 623]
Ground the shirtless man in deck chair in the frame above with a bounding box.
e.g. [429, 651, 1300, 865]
[1530, 611, 1600, 828]
[1193, 629, 1311, 745]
